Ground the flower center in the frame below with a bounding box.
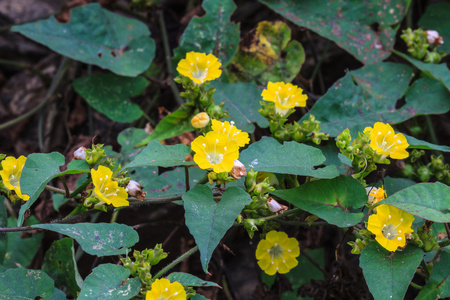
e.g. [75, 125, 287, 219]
[9, 165, 20, 188]
[376, 131, 402, 153]
[381, 216, 404, 241]
[268, 243, 284, 258]
[190, 59, 210, 81]
[205, 139, 224, 165]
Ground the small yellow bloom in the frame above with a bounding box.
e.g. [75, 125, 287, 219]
[367, 204, 414, 252]
[366, 185, 387, 205]
[0, 156, 30, 201]
[211, 119, 250, 148]
[191, 112, 210, 129]
[91, 166, 129, 207]
[364, 122, 409, 159]
[191, 131, 239, 173]
[255, 230, 300, 275]
[146, 278, 186, 300]
[261, 82, 308, 117]
[177, 51, 222, 84]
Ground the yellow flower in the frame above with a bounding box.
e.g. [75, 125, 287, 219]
[0, 156, 30, 201]
[364, 122, 409, 159]
[146, 278, 186, 300]
[261, 82, 308, 117]
[191, 112, 210, 129]
[366, 185, 387, 205]
[211, 119, 250, 148]
[191, 131, 239, 173]
[176, 51, 222, 84]
[255, 230, 300, 275]
[91, 166, 129, 207]
[367, 204, 414, 252]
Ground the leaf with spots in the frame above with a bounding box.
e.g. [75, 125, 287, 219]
[259, 0, 410, 64]
[32, 223, 139, 256]
[78, 264, 140, 300]
[381, 182, 450, 223]
[272, 175, 368, 227]
[360, 243, 424, 300]
[0, 269, 56, 299]
[173, 0, 239, 67]
[183, 185, 251, 273]
[301, 63, 450, 137]
[12, 3, 155, 77]
[42, 238, 83, 297]
[18, 152, 90, 226]
[73, 74, 148, 123]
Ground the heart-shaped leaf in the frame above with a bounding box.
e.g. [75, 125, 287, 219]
[0, 269, 55, 299]
[183, 185, 251, 272]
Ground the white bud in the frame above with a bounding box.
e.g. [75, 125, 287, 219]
[267, 197, 288, 214]
[426, 30, 444, 45]
[366, 186, 378, 205]
[126, 180, 146, 201]
[73, 147, 86, 160]
[230, 160, 247, 179]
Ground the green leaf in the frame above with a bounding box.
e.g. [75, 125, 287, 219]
[12, 3, 155, 77]
[405, 134, 450, 152]
[167, 272, 220, 287]
[394, 50, 450, 92]
[0, 268, 55, 299]
[227, 21, 305, 85]
[116, 127, 148, 165]
[417, 249, 450, 299]
[282, 249, 324, 300]
[48, 288, 68, 300]
[0, 196, 7, 265]
[211, 82, 269, 133]
[135, 104, 196, 147]
[418, 2, 450, 53]
[52, 194, 67, 211]
[272, 175, 367, 227]
[3, 216, 43, 269]
[192, 294, 209, 300]
[360, 243, 423, 300]
[173, 0, 239, 67]
[78, 264, 140, 300]
[73, 74, 148, 123]
[32, 223, 139, 256]
[303, 64, 450, 137]
[239, 137, 339, 179]
[123, 140, 196, 170]
[18, 152, 90, 226]
[259, 0, 409, 64]
[383, 176, 417, 195]
[130, 166, 206, 198]
[42, 238, 83, 297]
[381, 182, 450, 223]
[183, 185, 251, 272]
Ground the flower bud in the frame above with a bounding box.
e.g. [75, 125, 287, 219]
[73, 147, 87, 160]
[206, 104, 224, 120]
[126, 180, 146, 201]
[425, 30, 444, 46]
[266, 197, 287, 214]
[191, 112, 210, 129]
[230, 160, 247, 180]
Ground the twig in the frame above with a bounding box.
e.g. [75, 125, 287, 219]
[0, 57, 71, 130]
[0, 226, 34, 232]
[153, 245, 199, 279]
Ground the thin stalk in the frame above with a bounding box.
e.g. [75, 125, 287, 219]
[420, 260, 431, 279]
[410, 282, 423, 290]
[110, 210, 120, 223]
[184, 166, 190, 192]
[4, 199, 16, 218]
[0, 57, 71, 130]
[301, 250, 327, 275]
[425, 115, 439, 146]
[60, 176, 70, 198]
[158, 11, 183, 106]
[45, 185, 69, 195]
[153, 245, 199, 279]
[0, 226, 33, 232]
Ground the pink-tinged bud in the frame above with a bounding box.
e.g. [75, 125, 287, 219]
[73, 147, 87, 160]
[426, 30, 444, 46]
[267, 197, 287, 214]
[230, 160, 247, 179]
[126, 180, 146, 201]
[191, 112, 210, 129]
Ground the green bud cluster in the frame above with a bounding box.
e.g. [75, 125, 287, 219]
[400, 28, 445, 63]
[259, 102, 328, 144]
[120, 245, 168, 291]
[336, 129, 378, 181]
[416, 224, 440, 252]
[401, 150, 450, 184]
[85, 144, 106, 167]
[208, 171, 235, 185]
[348, 229, 372, 255]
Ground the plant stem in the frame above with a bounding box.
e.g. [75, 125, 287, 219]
[0, 226, 33, 232]
[301, 250, 327, 275]
[110, 210, 120, 223]
[45, 185, 68, 195]
[61, 176, 70, 198]
[153, 245, 199, 279]
[158, 11, 183, 106]
[0, 57, 71, 130]
[409, 282, 423, 290]
[420, 260, 431, 279]
[184, 166, 190, 192]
